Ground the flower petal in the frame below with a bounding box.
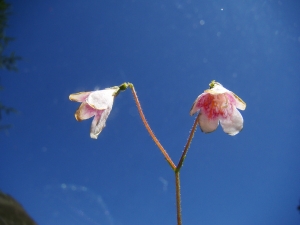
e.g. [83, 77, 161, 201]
[220, 107, 243, 135]
[69, 92, 92, 102]
[74, 102, 97, 121]
[198, 112, 219, 133]
[90, 107, 112, 139]
[231, 92, 246, 110]
[190, 93, 207, 116]
[86, 89, 115, 110]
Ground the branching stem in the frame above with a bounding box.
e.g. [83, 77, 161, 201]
[127, 82, 200, 225]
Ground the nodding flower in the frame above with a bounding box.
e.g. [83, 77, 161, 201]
[190, 80, 246, 136]
[69, 87, 120, 139]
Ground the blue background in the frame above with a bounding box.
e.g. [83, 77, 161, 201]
[1, 0, 300, 224]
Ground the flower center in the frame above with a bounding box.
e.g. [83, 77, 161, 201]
[200, 93, 234, 119]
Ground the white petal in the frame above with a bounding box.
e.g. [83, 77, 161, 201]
[220, 107, 243, 136]
[90, 108, 112, 139]
[190, 93, 206, 116]
[87, 89, 115, 110]
[69, 92, 92, 102]
[198, 112, 219, 133]
[205, 83, 229, 95]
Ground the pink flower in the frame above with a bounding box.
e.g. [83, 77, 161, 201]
[69, 87, 120, 139]
[190, 81, 246, 135]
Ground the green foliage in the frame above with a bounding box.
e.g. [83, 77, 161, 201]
[0, 101, 17, 119]
[1, 51, 22, 71]
[0, 0, 21, 71]
[0, 0, 20, 130]
[0, 85, 17, 130]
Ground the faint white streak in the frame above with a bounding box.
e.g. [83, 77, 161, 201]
[159, 177, 168, 191]
[46, 183, 115, 225]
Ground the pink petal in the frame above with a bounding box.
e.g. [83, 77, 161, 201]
[220, 107, 243, 136]
[190, 93, 207, 116]
[74, 102, 97, 121]
[69, 92, 92, 102]
[90, 107, 112, 139]
[198, 112, 219, 133]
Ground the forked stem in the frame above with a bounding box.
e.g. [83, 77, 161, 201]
[174, 113, 200, 225]
[125, 82, 200, 225]
[128, 83, 176, 170]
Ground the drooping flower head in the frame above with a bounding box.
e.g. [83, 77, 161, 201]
[69, 84, 128, 139]
[190, 80, 246, 135]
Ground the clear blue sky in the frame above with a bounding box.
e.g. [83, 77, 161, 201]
[1, 0, 300, 224]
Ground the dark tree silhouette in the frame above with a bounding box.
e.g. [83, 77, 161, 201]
[0, 1, 21, 71]
[0, 191, 38, 225]
[0, 0, 21, 130]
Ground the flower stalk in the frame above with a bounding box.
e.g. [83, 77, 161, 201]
[128, 83, 176, 170]
[176, 113, 201, 172]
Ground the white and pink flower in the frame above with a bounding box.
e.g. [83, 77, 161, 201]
[190, 81, 246, 135]
[69, 87, 119, 139]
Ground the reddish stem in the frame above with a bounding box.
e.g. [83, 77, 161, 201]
[176, 113, 200, 172]
[129, 84, 176, 170]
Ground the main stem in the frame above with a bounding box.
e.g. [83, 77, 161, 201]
[129, 84, 176, 170]
[175, 171, 182, 225]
